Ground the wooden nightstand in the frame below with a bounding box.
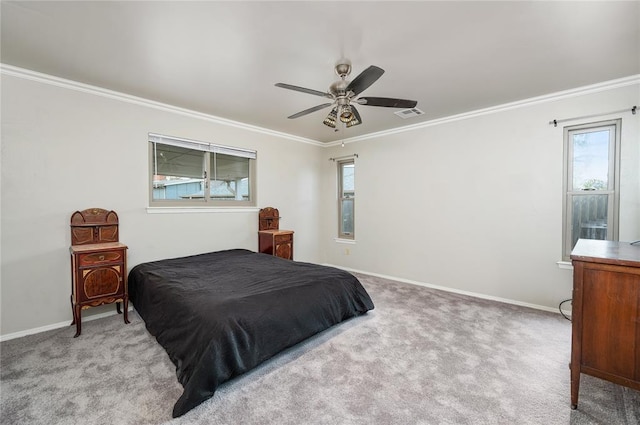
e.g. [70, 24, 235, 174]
[69, 208, 129, 337]
[258, 207, 294, 260]
[259, 229, 294, 260]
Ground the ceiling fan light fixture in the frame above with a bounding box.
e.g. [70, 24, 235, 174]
[339, 105, 354, 123]
[346, 116, 360, 128]
[323, 108, 338, 128]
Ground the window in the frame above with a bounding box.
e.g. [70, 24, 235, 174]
[149, 133, 256, 207]
[562, 120, 620, 260]
[338, 159, 355, 239]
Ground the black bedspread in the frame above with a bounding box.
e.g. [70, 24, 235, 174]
[128, 249, 374, 417]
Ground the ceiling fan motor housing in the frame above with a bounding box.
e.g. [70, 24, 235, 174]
[330, 80, 350, 97]
[334, 59, 352, 77]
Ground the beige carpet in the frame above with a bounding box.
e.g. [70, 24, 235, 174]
[1, 273, 638, 424]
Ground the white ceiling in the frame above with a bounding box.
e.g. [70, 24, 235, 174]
[2, 1, 639, 143]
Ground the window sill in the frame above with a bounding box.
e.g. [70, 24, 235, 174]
[556, 261, 573, 270]
[147, 206, 260, 214]
[335, 238, 356, 244]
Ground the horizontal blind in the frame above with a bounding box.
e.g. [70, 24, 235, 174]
[149, 133, 257, 159]
[153, 143, 204, 178]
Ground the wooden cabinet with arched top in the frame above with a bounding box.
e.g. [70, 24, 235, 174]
[258, 207, 293, 260]
[69, 208, 129, 337]
[259, 229, 294, 260]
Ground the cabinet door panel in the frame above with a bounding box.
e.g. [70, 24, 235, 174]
[582, 268, 639, 378]
[275, 242, 292, 260]
[83, 268, 121, 299]
[72, 228, 93, 245]
[98, 225, 119, 242]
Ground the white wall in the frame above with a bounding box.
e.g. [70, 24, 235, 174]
[322, 83, 640, 310]
[1, 72, 324, 336]
[2, 69, 638, 338]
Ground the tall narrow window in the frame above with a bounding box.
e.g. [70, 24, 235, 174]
[149, 133, 256, 207]
[338, 159, 355, 239]
[562, 120, 620, 260]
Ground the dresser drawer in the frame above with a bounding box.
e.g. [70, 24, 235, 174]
[79, 250, 123, 266]
[274, 234, 292, 244]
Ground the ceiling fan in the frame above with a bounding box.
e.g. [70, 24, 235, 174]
[275, 59, 418, 129]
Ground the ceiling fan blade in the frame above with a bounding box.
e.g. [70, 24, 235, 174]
[357, 97, 417, 108]
[287, 103, 333, 119]
[275, 83, 332, 98]
[346, 65, 385, 96]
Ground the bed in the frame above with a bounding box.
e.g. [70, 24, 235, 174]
[128, 249, 374, 417]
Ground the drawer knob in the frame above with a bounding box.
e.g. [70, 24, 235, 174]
[98, 255, 105, 261]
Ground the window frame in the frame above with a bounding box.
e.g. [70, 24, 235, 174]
[562, 119, 621, 261]
[338, 159, 355, 239]
[149, 133, 257, 208]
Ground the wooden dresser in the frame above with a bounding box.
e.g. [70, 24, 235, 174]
[570, 239, 640, 408]
[258, 207, 294, 260]
[69, 208, 129, 337]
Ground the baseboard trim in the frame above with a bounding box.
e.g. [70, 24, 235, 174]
[0, 308, 133, 342]
[325, 264, 561, 314]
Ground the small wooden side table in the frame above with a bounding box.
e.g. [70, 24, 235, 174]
[259, 229, 294, 260]
[258, 207, 293, 260]
[69, 208, 129, 337]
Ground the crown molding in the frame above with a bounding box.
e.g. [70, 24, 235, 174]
[0, 63, 323, 147]
[2, 63, 637, 149]
[326, 74, 640, 147]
